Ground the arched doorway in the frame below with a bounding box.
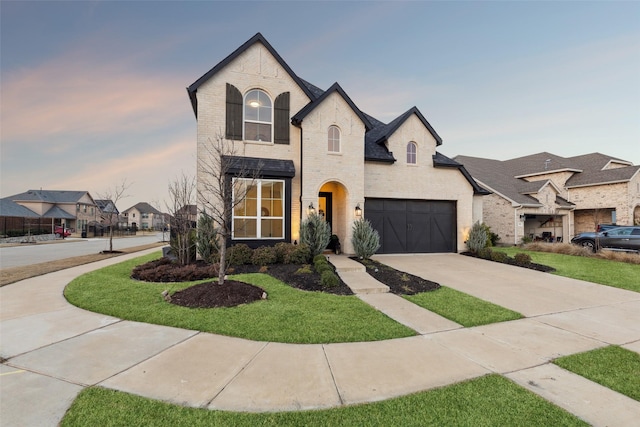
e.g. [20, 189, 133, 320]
[318, 181, 350, 253]
[634, 205, 640, 225]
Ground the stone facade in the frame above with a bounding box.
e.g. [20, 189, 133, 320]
[190, 34, 483, 254]
[459, 152, 640, 243]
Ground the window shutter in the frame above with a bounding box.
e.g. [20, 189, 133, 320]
[226, 83, 242, 140]
[274, 92, 290, 145]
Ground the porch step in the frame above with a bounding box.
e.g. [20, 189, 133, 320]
[325, 254, 365, 273]
[336, 270, 390, 294]
[329, 255, 388, 294]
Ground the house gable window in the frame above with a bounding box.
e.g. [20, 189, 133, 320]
[407, 141, 417, 164]
[233, 178, 284, 239]
[244, 89, 272, 142]
[328, 125, 341, 153]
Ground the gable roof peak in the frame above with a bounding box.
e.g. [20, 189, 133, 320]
[291, 81, 373, 130]
[373, 106, 442, 146]
[187, 32, 315, 117]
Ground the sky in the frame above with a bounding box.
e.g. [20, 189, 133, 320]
[2, 1, 639, 211]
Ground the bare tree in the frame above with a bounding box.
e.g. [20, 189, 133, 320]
[198, 133, 261, 285]
[98, 179, 131, 253]
[166, 173, 197, 265]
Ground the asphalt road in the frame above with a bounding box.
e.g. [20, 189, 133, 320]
[0, 234, 168, 269]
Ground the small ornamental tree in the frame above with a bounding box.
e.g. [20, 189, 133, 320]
[351, 218, 381, 259]
[467, 221, 488, 254]
[300, 212, 331, 259]
[197, 211, 219, 264]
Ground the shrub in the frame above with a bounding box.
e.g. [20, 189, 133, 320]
[467, 221, 488, 253]
[251, 246, 277, 266]
[294, 264, 313, 275]
[226, 244, 253, 266]
[321, 270, 339, 287]
[352, 218, 381, 259]
[477, 247, 493, 259]
[274, 242, 292, 263]
[520, 235, 533, 245]
[313, 254, 327, 264]
[490, 251, 510, 263]
[196, 213, 219, 264]
[514, 252, 532, 265]
[300, 212, 331, 258]
[314, 258, 332, 274]
[170, 229, 197, 265]
[284, 244, 311, 264]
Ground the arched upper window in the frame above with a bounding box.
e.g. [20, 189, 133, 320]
[328, 125, 340, 152]
[407, 141, 417, 164]
[244, 89, 272, 142]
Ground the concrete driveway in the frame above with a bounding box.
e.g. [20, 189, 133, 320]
[2, 251, 640, 426]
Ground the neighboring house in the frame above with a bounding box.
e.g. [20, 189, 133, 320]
[122, 202, 164, 230]
[95, 199, 121, 231]
[0, 190, 99, 236]
[455, 152, 640, 244]
[187, 33, 486, 254]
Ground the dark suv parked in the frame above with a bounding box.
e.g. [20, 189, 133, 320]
[571, 226, 640, 253]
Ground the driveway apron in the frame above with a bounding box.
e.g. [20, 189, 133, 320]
[1, 250, 639, 426]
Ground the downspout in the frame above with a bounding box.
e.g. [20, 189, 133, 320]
[299, 127, 303, 226]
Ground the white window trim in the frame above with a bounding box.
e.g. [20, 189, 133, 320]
[243, 89, 273, 143]
[407, 141, 417, 165]
[232, 178, 285, 240]
[328, 125, 341, 153]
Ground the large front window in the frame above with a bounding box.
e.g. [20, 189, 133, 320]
[244, 89, 272, 142]
[233, 178, 284, 239]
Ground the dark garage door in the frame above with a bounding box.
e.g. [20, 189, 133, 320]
[365, 198, 456, 254]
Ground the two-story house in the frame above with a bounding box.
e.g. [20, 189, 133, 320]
[188, 33, 487, 254]
[1, 190, 99, 236]
[122, 202, 164, 230]
[456, 152, 640, 244]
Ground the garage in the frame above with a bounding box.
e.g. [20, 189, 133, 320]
[365, 198, 457, 254]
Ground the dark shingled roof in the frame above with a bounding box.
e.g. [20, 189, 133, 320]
[124, 202, 162, 215]
[292, 82, 372, 130]
[43, 205, 75, 219]
[455, 152, 639, 205]
[187, 33, 446, 165]
[9, 190, 91, 204]
[223, 156, 295, 178]
[432, 152, 491, 195]
[0, 198, 40, 218]
[187, 33, 317, 118]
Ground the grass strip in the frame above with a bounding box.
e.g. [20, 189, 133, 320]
[494, 247, 640, 292]
[404, 286, 522, 327]
[64, 252, 415, 344]
[61, 374, 587, 427]
[0, 242, 166, 287]
[554, 345, 640, 401]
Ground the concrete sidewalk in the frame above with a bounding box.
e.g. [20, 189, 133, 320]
[1, 251, 640, 426]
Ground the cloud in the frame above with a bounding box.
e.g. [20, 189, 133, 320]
[1, 50, 189, 147]
[48, 132, 196, 209]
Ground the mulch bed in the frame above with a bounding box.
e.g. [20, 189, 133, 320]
[170, 280, 266, 308]
[350, 257, 440, 294]
[229, 263, 353, 296]
[132, 259, 353, 309]
[460, 251, 555, 272]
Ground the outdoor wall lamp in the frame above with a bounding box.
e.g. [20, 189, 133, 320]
[355, 203, 362, 218]
[308, 202, 315, 215]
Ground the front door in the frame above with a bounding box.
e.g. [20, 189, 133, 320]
[318, 192, 333, 232]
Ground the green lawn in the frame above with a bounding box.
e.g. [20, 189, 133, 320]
[494, 247, 640, 292]
[61, 375, 587, 427]
[64, 252, 415, 344]
[404, 286, 522, 327]
[554, 346, 640, 401]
